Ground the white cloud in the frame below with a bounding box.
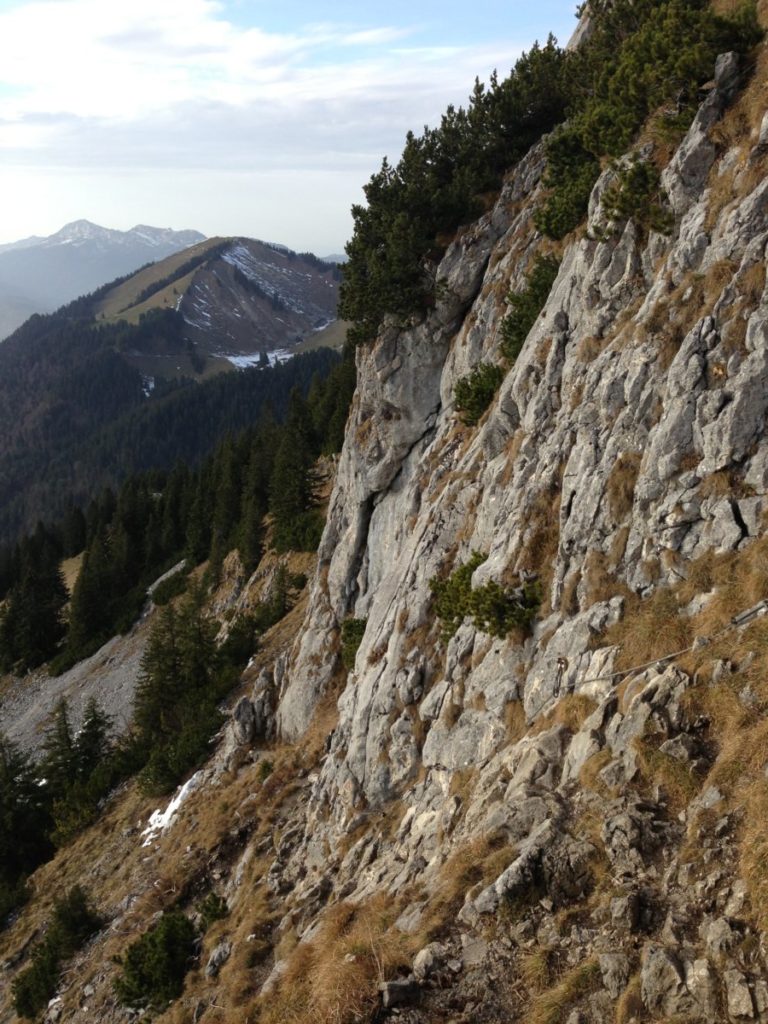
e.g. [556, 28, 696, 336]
[0, 0, 525, 123]
[0, 1, 289, 118]
[0, 0, 545, 249]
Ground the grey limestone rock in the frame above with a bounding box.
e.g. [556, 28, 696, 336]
[724, 969, 756, 1021]
[412, 942, 448, 982]
[703, 917, 737, 957]
[641, 945, 694, 1018]
[603, 800, 669, 874]
[240, 54, 768, 1021]
[598, 953, 630, 999]
[205, 940, 232, 978]
[231, 697, 255, 746]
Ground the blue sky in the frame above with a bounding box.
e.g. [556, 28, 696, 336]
[227, 1, 577, 47]
[0, 0, 579, 252]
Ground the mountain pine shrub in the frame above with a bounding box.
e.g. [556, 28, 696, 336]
[114, 910, 197, 1009]
[536, 0, 762, 239]
[597, 155, 674, 236]
[339, 37, 570, 344]
[430, 552, 487, 640]
[151, 565, 190, 606]
[430, 553, 541, 640]
[501, 256, 561, 364]
[12, 887, 101, 1020]
[197, 892, 228, 931]
[468, 578, 541, 638]
[453, 363, 504, 425]
[341, 618, 368, 670]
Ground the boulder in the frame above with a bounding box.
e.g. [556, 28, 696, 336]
[205, 939, 232, 978]
[641, 945, 692, 1018]
[231, 697, 255, 746]
[379, 978, 420, 1009]
[413, 942, 448, 983]
[599, 953, 630, 999]
[724, 969, 756, 1021]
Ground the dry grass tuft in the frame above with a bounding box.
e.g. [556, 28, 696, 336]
[575, 335, 605, 364]
[559, 569, 582, 616]
[740, 774, 768, 934]
[520, 946, 555, 994]
[419, 834, 517, 942]
[527, 957, 601, 1024]
[499, 428, 528, 487]
[633, 737, 702, 813]
[605, 453, 642, 522]
[608, 526, 631, 571]
[579, 749, 614, 797]
[568, 380, 585, 412]
[531, 695, 597, 737]
[504, 698, 528, 743]
[516, 478, 563, 612]
[448, 766, 477, 804]
[582, 550, 633, 609]
[603, 586, 691, 673]
[256, 896, 413, 1024]
[614, 973, 643, 1024]
[696, 469, 738, 498]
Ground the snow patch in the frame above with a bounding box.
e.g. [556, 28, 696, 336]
[141, 771, 203, 847]
[223, 349, 293, 369]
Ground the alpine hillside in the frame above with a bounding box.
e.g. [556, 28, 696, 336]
[2, 2, 768, 1024]
[91, 236, 342, 378]
[0, 234, 342, 545]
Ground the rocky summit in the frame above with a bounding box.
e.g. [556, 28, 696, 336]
[4, 18, 768, 1024]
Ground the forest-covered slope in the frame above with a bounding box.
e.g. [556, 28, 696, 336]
[0, 238, 340, 546]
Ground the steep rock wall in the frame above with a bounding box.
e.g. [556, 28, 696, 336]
[254, 51, 768, 1016]
[282, 50, 768, 802]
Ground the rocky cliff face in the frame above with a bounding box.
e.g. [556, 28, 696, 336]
[4, 43, 768, 1024]
[252, 44, 768, 1022]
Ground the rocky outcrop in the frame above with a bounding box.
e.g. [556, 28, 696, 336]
[247, 45, 768, 1023]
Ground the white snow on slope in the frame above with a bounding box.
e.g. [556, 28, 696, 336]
[223, 349, 293, 369]
[141, 770, 203, 847]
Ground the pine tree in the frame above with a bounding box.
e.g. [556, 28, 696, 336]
[40, 700, 78, 801]
[160, 464, 191, 557]
[43, 698, 114, 846]
[0, 529, 68, 671]
[61, 506, 87, 557]
[66, 533, 111, 656]
[133, 604, 183, 749]
[0, 735, 52, 896]
[132, 589, 222, 794]
[209, 437, 242, 570]
[268, 427, 315, 552]
[75, 698, 112, 780]
[177, 584, 219, 698]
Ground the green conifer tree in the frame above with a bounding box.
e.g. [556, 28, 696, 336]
[40, 700, 78, 801]
[0, 735, 52, 905]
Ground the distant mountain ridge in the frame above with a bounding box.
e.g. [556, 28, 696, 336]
[0, 220, 205, 339]
[91, 236, 342, 378]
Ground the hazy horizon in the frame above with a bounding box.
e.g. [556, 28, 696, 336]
[0, 0, 578, 254]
